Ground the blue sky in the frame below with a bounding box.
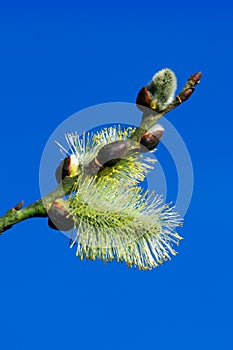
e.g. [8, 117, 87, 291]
[0, 1, 232, 349]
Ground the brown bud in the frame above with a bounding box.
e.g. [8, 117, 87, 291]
[55, 155, 79, 183]
[136, 86, 151, 111]
[140, 127, 164, 152]
[189, 72, 202, 85]
[55, 157, 70, 183]
[183, 88, 194, 98]
[83, 159, 101, 176]
[96, 140, 130, 167]
[177, 88, 194, 103]
[14, 200, 24, 211]
[47, 199, 74, 231]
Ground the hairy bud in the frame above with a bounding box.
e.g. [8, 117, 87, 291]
[136, 68, 177, 113]
[147, 68, 177, 112]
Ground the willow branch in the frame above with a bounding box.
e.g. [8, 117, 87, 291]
[0, 71, 202, 235]
[0, 175, 78, 234]
[131, 72, 202, 141]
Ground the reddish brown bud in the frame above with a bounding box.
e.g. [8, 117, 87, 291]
[48, 199, 74, 231]
[136, 86, 151, 111]
[55, 157, 70, 183]
[140, 127, 164, 152]
[83, 140, 131, 176]
[177, 88, 194, 103]
[55, 155, 79, 183]
[14, 200, 24, 211]
[184, 88, 194, 98]
[189, 72, 202, 85]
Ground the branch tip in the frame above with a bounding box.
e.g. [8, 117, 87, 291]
[189, 71, 202, 85]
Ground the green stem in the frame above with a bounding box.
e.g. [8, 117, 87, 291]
[0, 175, 78, 234]
[0, 71, 201, 235]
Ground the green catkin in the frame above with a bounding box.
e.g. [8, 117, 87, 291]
[68, 180, 182, 270]
[57, 124, 183, 270]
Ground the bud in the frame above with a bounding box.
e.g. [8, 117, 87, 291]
[147, 68, 177, 112]
[55, 154, 79, 183]
[136, 86, 152, 111]
[189, 72, 202, 85]
[83, 140, 131, 176]
[177, 88, 194, 103]
[96, 140, 130, 167]
[14, 200, 24, 211]
[140, 124, 164, 151]
[47, 199, 74, 231]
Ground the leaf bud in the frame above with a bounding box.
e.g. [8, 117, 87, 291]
[189, 72, 202, 85]
[140, 124, 164, 151]
[96, 140, 130, 167]
[136, 86, 152, 111]
[55, 154, 79, 183]
[47, 199, 74, 231]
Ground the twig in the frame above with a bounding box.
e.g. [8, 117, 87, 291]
[0, 175, 78, 234]
[0, 71, 201, 235]
[131, 72, 202, 141]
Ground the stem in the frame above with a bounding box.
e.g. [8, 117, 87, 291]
[131, 71, 202, 141]
[0, 71, 201, 235]
[0, 175, 78, 234]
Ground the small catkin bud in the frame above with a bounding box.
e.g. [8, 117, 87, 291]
[140, 124, 164, 152]
[48, 199, 74, 231]
[147, 68, 177, 112]
[55, 154, 79, 183]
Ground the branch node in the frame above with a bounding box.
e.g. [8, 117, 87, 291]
[176, 95, 182, 104]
